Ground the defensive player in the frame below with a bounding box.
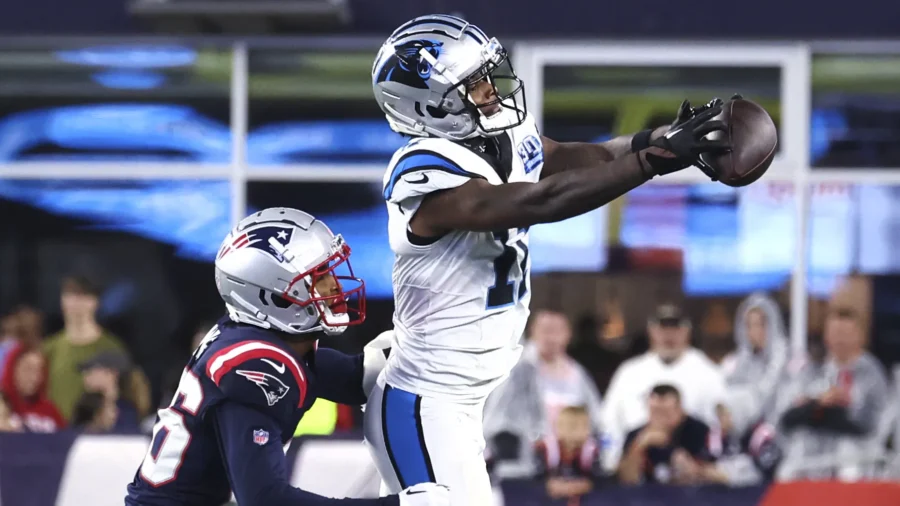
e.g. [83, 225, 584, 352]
[125, 208, 449, 506]
[363, 14, 732, 506]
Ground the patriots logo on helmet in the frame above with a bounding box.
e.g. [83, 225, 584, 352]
[376, 40, 443, 90]
[218, 225, 294, 262]
[236, 369, 291, 406]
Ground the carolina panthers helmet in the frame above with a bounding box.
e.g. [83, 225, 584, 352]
[214, 208, 365, 336]
[372, 14, 527, 141]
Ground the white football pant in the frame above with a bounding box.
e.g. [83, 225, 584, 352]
[364, 372, 493, 506]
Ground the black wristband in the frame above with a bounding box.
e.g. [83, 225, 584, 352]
[630, 129, 654, 153]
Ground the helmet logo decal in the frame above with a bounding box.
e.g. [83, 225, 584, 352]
[376, 40, 443, 90]
[218, 225, 294, 261]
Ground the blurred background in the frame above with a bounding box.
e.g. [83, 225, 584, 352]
[1, 1, 900, 505]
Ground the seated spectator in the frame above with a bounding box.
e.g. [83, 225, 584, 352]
[720, 292, 788, 432]
[80, 350, 140, 432]
[534, 406, 601, 501]
[0, 343, 65, 432]
[776, 300, 890, 481]
[0, 394, 23, 432]
[601, 304, 726, 472]
[709, 403, 781, 486]
[617, 384, 726, 486]
[72, 391, 119, 433]
[44, 275, 145, 421]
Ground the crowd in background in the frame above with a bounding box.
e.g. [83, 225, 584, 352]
[0, 275, 150, 435]
[484, 276, 900, 500]
[1, 272, 899, 500]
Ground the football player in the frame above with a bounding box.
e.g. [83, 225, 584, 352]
[363, 13, 731, 506]
[125, 208, 449, 506]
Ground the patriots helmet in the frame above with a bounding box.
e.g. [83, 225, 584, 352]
[214, 208, 365, 336]
[372, 14, 527, 141]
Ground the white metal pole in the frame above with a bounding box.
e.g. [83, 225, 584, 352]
[787, 44, 813, 357]
[230, 42, 249, 226]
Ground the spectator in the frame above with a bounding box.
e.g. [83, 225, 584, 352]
[0, 394, 23, 432]
[617, 384, 725, 485]
[0, 305, 44, 377]
[534, 405, 601, 501]
[44, 275, 137, 420]
[776, 301, 890, 481]
[720, 292, 788, 433]
[483, 310, 603, 478]
[0, 343, 66, 432]
[600, 304, 726, 472]
[72, 391, 119, 433]
[709, 403, 781, 486]
[529, 310, 604, 430]
[80, 351, 141, 432]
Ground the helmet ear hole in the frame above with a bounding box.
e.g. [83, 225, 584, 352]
[425, 105, 448, 119]
[270, 293, 294, 309]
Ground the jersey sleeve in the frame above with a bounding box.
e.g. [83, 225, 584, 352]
[312, 347, 366, 406]
[213, 401, 398, 506]
[382, 148, 487, 205]
[205, 340, 307, 425]
[684, 418, 716, 462]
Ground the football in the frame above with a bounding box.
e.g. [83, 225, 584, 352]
[700, 98, 777, 187]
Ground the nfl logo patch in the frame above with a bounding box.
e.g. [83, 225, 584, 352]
[253, 429, 270, 445]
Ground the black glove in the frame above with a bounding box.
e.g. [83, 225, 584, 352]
[672, 97, 725, 128]
[641, 105, 731, 176]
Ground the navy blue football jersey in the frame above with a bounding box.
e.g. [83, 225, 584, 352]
[125, 316, 386, 506]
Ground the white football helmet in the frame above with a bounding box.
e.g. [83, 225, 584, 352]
[372, 14, 527, 141]
[214, 208, 365, 336]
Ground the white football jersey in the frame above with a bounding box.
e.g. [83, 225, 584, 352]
[381, 114, 545, 403]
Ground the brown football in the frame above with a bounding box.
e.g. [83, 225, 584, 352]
[700, 98, 777, 187]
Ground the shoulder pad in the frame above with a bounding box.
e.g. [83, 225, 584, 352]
[383, 139, 503, 204]
[205, 340, 307, 410]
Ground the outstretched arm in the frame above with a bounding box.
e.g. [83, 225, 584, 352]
[314, 330, 394, 405]
[538, 98, 721, 178]
[214, 401, 399, 506]
[539, 126, 670, 177]
[410, 105, 727, 236]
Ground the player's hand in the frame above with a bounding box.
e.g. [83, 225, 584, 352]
[641, 105, 730, 176]
[671, 97, 724, 129]
[398, 483, 451, 506]
[362, 330, 393, 398]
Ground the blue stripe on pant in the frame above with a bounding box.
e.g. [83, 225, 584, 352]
[381, 384, 436, 488]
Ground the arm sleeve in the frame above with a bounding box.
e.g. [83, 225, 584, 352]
[848, 361, 890, 434]
[213, 401, 399, 506]
[683, 419, 716, 462]
[213, 356, 304, 425]
[383, 148, 489, 205]
[313, 348, 367, 406]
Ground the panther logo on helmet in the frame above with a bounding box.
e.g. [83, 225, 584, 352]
[375, 39, 444, 90]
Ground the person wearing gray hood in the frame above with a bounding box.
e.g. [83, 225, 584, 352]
[720, 293, 789, 434]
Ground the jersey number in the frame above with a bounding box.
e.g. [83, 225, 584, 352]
[486, 229, 529, 309]
[139, 326, 219, 486]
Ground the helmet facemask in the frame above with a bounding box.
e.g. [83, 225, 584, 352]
[432, 38, 527, 137]
[276, 234, 366, 336]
